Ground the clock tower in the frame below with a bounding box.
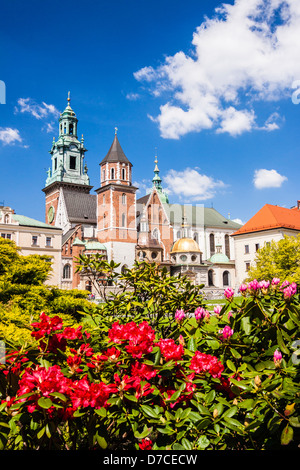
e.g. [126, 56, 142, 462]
[42, 93, 94, 231]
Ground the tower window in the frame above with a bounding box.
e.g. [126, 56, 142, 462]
[69, 123, 73, 135]
[70, 156, 76, 170]
[121, 213, 126, 227]
[122, 168, 126, 180]
[64, 125, 67, 134]
[54, 158, 57, 171]
[111, 168, 115, 180]
[63, 264, 71, 279]
[210, 233, 215, 256]
[122, 193, 126, 205]
[102, 169, 105, 182]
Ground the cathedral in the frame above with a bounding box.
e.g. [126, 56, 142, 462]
[42, 95, 241, 298]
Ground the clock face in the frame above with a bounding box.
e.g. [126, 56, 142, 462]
[69, 144, 77, 151]
[48, 206, 55, 223]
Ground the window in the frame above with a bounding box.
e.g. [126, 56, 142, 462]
[32, 235, 38, 246]
[111, 168, 115, 180]
[208, 269, 214, 286]
[103, 194, 105, 206]
[255, 243, 260, 252]
[223, 271, 230, 286]
[121, 213, 126, 227]
[102, 169, 105, 182]
[69, 123, 73, 135]
[46, 237, 52, 247]
[103, 213, 106, 228]
[54, 158, 57, 171]
[70, 156, 76, 170]
[122, 168, 126, 180]
[1, 233, 5, 238]
[122, 193, 126, 205]
[225, 234, 230, 258]
[6, 234, 11, 240]
[245, 244, 249, 254]
[153, 228, 159, 240]
[210, 233, 215, 256]
[180, 255, 187, 262]
[63, 264, 71, 279]
[245, 262, 250, 272]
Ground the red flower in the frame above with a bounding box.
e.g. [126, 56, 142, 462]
[108, 321, 155, 358]
[190, 351, 224, 378]
[131, 361, 157, 381]
[156, 339, 184, 362]
[31, 312, 63, 339]
[139, 438, 153, 450]
[61, 326, 83, 340]
[67, 354, 83, 374]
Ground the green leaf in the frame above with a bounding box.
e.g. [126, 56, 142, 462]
[37, 426, 45, 440]
[140, 405, 159, 419]
[226, 359, 236, 372]
[96, 434, 108, 449]
[49, 392, 67, 402]
[289, 416, 300, 428]
[37, 397, 53, 409]
[281, 424, 294, 445]
[277, 329, 289, 355]
[95, 407, 107, 418]
[187, 337, 196, 352]
[181, 438, 193, 450]
[197, 435, 210, 449]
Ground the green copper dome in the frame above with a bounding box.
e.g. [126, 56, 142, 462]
[209, 252, 230, 264]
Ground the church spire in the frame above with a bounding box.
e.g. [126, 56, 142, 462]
[152, 151, 162, 191]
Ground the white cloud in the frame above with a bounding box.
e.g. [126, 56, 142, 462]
[15, 98, 59, 120]
[253, 168, 287, 189]
[0, 127, 22, 145]
[216, 107, 256, 136]
[134, 0, 300, 138]
[126, 92, 140, 101]
[164, 167, 226, 201]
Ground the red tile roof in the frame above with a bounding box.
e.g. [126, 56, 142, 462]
[232, 204, 300, 236]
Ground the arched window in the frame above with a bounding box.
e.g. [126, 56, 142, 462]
[111, 168, 115, 180]
[122, 193, 126, 205]
[102, 169, 105, 182]
[225, 234, 230, 259]
[103, 213, 106, 228]
[122, 168, 126, 180]
[193, 232, 198, 243]
[103, 194, 105, 206]
[63, 264, 71, 279]
[208, 269, 214, 286]
[69, 123, 73, 135]
[223, 270, 230, 286]
[209, 233, 215, 256]
[4, 214, 9, 224]
[121, 213, 126, 227]
[153, 228, 159, 240]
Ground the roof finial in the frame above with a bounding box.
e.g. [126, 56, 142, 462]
[115, 126, 118, 135]
[67, 91, 71, 105]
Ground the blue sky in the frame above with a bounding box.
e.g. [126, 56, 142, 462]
[1, 0, 300, 225]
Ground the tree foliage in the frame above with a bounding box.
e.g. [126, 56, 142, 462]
[247, 234, 300, 284]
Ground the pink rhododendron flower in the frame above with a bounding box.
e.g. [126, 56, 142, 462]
[194, 307, 210, 321]
[213, 305, 222, 315]
[248, 279, 259, 292]
[219, 325, 234, 341]
[224, 287, 234, 300]
[274, 349, 282, 367]
[239, 283, 248, 295]
[175, 309, 185, 322]
[271, 278, 281, 286]
[283, 282, 297, 299]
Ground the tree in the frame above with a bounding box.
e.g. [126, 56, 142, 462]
[247, 234, 300, 283]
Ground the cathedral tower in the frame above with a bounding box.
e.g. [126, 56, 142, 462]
[96, 128, 138, 270]
[42, 93, 94, 233]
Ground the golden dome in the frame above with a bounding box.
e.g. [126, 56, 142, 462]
[171, 237, 201, 254]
